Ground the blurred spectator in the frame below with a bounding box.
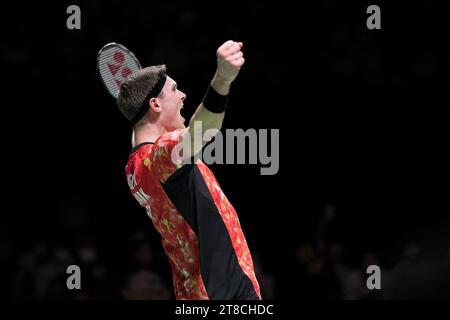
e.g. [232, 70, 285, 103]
[282, 241, 341, 299]
[385, 243, 450, 299]
[252, 252, 276, 299]
[122, 270, 171, 300]
[120, 231, 172, 300]
[337, 252, 383, 300]
[74, 237, 108, 299]
[12, 242, 74, 299]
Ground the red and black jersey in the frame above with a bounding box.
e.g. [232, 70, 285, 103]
[125, 129, 261, 300]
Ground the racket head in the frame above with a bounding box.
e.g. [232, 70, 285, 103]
[97, 42, 142, 99]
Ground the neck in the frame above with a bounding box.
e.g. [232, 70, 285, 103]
[131, 121, 167, 148]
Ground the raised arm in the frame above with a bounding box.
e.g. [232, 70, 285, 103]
[180, 40, 245, 159]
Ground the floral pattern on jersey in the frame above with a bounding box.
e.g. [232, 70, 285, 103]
[125, 129, 260, 300]
[196, 161, 262, 299]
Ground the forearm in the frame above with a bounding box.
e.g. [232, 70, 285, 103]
[184, 74, 227, 158]
[189, 104, 225, 133]
[189, 72, 229, 129]
[210, 71, 231, 96]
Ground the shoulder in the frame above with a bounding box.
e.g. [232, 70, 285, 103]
[154, 128, 186, 147]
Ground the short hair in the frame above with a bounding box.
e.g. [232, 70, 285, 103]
[116, 65, 167, 124]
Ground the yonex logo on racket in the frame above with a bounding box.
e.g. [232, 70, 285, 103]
[107, 52, 133, 89]
[97, 43, 142, 99]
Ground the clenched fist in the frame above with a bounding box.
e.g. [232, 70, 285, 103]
[216, 40, 245, 85]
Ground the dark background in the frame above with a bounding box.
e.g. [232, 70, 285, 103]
[2, 0, 450, 299]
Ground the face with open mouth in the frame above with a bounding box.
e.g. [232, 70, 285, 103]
[157, 76, 187, 131]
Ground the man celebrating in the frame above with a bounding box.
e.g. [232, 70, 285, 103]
[117, 41, 261, 300]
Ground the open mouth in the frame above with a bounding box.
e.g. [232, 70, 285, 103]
[180, 104, 185, 116]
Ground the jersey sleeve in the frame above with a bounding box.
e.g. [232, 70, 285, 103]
[150, 128, 188, 183]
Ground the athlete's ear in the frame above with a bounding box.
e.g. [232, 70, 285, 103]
[149, 97, 162, 114]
